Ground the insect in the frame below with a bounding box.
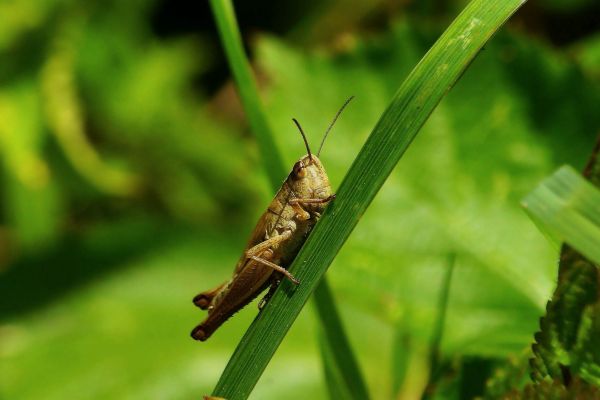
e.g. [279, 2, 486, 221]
[191, 97, 354, 341]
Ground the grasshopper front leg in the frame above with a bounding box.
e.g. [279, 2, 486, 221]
[289, 194, 335, 220]
[289, 194, 336, 205]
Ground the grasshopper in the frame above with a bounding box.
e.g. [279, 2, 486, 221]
[191, 97, 353, 341]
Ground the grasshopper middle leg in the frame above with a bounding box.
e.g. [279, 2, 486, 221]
[258, 278, 281, 310]
[289, 194, 336, 220]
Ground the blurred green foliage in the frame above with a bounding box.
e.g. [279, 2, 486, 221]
[1, 0, 599, 399]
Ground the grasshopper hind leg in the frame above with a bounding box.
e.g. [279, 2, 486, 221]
[193, 281, 227, 310]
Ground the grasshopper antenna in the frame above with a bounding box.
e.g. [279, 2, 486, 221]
[317, 95, 354, 156]
[292, 118, 312, 160]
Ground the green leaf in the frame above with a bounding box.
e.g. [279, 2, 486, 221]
[530, 246, 598, 383]
[0, 81, 62, 250]
[482, 356, 530, 399]
[527, 143, 600, 385]
[500, 378, 600, 399]
[522, 165, 600, 265]
[42, 33, 140, 197]
[72, 11, 261, 221]
[212, 1, 528, 398]
[571, 303, 600, 384]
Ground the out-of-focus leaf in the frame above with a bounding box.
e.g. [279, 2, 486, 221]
[499, 378, 600, 399]
[522, 166, 600, 265]
[42, 28, 140, 197]
[530, 250, 598, 382]
[573, 33, 600, 82]
[570, 303, 600, 384]
[2, 0, 264, 229]
[394, 341, 430, 400]
[482, 356, 530, 399]
[0, 82, 62, 250]
[391, 315, 412, 397]
[538, 0, 596, 13]
[0, 225, 326, 400]
[428, 255, 455, 374]
[527, 142, 600, 386]
[422, 255, 455, 398]
[318, 331, 354, 400]
[68, 8, 263, 222]
[312, 279, 369, 400]
[208, 0, 285, 189]
[0, 0, 65, 50]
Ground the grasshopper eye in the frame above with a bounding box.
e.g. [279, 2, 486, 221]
[293, 161, 306, 179]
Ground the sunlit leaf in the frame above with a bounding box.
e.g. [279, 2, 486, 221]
[522, 165, 600, 265]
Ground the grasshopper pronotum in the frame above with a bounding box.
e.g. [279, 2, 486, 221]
[191, 97, 353, 341]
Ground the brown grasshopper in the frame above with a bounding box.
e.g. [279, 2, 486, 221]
[191, 97, 353, 341]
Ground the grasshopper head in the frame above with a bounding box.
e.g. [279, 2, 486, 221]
[291, 154, 325, 179]
[289, 96, 352, 200]
[289, 154, 331, 201]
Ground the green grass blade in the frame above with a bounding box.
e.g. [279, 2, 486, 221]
[318, 331, 356, 400]
[209, 0, 369, 398]
[213, 0, 527, 398]
[522, 165, 600, 265]
[423, 254, 455, 399]
[313, 279, 370, 400]
[428, 255, 455, 376]
[208, 0, 285, 187]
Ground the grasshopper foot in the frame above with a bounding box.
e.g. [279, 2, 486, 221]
[193, 294, 211, 309]
[193, 281, 227, 310]
[191, 325, 209, 341]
